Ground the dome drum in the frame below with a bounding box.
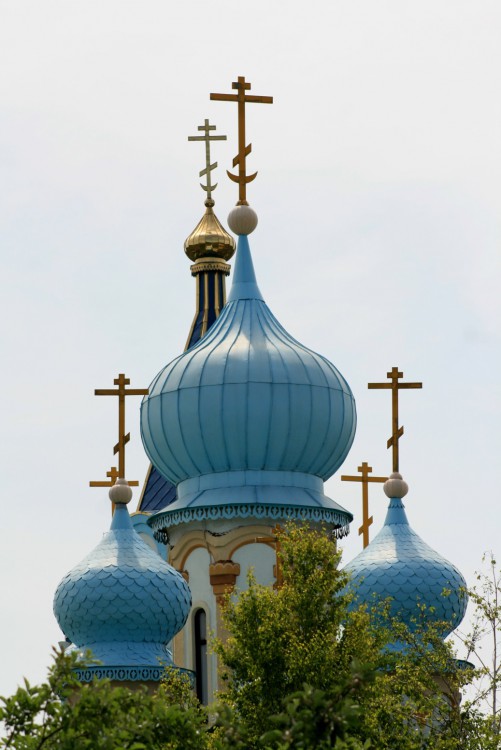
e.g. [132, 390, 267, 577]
[147, 469, 354, 537]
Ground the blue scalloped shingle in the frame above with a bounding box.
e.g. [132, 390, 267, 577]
[345, 496, 467, 640]
[53, 504, 191, 674]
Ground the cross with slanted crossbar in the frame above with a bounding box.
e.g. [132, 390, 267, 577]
[188, 119, 227, 200]
[368, 367, 422, 473]
[210, 76, 273, 205]
[90, 374, 149, 487]
[341, 462, 387, 548]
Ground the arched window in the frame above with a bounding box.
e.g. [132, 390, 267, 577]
[193, 608, 208, 704]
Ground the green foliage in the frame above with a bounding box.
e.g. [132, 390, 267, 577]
[261, 679, 372, 750]
[214, 525, 379, 743]
[0, 649, 208, 750]
[456, 552, 501, 740]
[214, 524, 496, 749]
[2, 529, 500, 749]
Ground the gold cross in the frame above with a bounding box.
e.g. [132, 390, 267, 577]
[368, 367, 422, 472]
[188, 119, 227, 200]
[341, 462, 387, 548]
[210, 76, 273, 205]
[89, 466, 139, 488]
[91, 373, 149, 486]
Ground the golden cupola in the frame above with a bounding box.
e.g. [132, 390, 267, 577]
[184, 197, 235, 268]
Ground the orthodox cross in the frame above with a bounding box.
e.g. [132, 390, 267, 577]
[89, 373, 148, 487]
[210, 76, 273, 204]
[368, 367, 422, 472]
[188, 119, 227, 201]
[341, 462, 387, 548]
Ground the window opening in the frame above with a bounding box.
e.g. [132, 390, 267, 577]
[194, 608, 208, 704]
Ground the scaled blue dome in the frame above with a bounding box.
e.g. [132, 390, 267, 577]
[53, 484, 191, 682]
[141, 235, 356, 530]
[345, 484, 467, 642]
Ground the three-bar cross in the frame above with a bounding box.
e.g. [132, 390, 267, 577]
[89, 373, 148, 488]
[341, 462, 387, 548]
[210, 76, 273, 204]
[188, 119, 226, 200]
[368, 367, 422, 472]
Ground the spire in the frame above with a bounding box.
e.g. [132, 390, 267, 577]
[227, 235, 264, 302]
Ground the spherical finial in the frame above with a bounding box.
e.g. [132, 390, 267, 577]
[109, 478, 133, 505]
[383, 472, 409, 499]
[228, 204, 258, 236]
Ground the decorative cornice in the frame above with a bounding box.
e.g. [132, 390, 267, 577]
[150, 503, 351, 542]
[74, 665, 194, 684]
[190, 259, 231, 276]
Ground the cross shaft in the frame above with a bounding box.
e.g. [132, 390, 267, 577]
[341, 462, 387, 548]
[210, 76, 273, 204]
[368, 367, 422, 472]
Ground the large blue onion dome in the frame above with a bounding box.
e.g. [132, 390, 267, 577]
[344, 473, 467, 644]
[141, 230, 356, 534]
[53, 480, 191, 683]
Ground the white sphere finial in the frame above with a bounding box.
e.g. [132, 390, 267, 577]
[228, 204, 258, 235]
[383, 472, 409, 499]
[109, 477, 133, 505]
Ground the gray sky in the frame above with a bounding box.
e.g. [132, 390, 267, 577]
[1, 1, 500, 697]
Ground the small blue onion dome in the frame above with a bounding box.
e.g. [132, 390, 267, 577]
[141, 234, 356, 532]
[53, 480, 191, 683]
[344, 473, 468, 643]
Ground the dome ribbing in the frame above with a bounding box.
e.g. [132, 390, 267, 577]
[141, 235, 356, 532]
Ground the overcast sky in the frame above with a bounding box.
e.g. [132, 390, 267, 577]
[0, 1, 500, 697]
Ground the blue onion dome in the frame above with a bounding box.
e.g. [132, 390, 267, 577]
[344, 473, 468, 643]
[141, 220, 356, 534]
[53, 479, 191, 683]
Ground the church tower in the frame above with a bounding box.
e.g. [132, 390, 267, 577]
[139, 77, 356, 702]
